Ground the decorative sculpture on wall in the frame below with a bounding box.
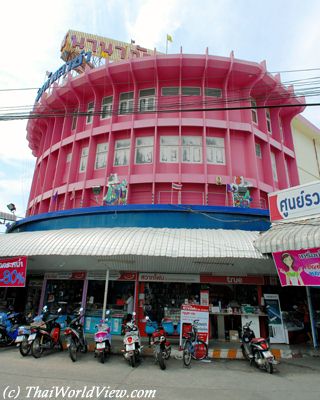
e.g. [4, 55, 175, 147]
[103, 173, 128, 205]
[227, 176, 253, 208]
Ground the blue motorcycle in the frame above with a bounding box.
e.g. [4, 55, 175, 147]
[0, 310, 25, 347]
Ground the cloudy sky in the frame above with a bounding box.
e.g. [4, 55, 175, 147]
[1, 0, 320, 228]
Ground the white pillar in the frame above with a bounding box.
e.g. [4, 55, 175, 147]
[102, 270, 110, 319]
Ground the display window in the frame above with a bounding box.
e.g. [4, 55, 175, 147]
[44, 279, 84, 315]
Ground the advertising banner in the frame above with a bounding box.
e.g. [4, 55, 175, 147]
[268, 180, 320, 222]
[273, 247, 320, 286]
[264, 294, 287, 343]
[0, 257, 27, 287]
[179, 304, 209, 347]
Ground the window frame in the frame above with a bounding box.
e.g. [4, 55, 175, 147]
[101, 96, 113, 119]
[94, 142, 109, 169]
[114, 139, 131, 166]
[139, 88, 156, 112]
[160, 136, 179, 163]
[182, 136, 202, 163]
[255, 143, 262, 159]
[266, 109, 272, 134]
[79, 147, 89, 173]
[206, 137, 225, 165]
[119, 92, 134, 115]
[270, 151, 278, 182]
[135, 136, 154, 164]
[86, 101, 94, 124]
[250, 98, 258, 124]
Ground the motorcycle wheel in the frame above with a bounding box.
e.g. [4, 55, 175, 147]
[241, 346, 249, 361]
[192, 340, 208, 360]
[266, 361, 274, 374]
[100, 351, 105, 364]
[129, 354, 136, 368]
[157, 351, 166, 370]
[164, 346, 171, 360]
[19, 340, 31, 357]
[31, 337, 42, 359]
[81, 343, 88, 353]
[58, 338, 64, 351]
[69, 339, 77, 362]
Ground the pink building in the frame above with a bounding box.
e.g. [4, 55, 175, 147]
[26, 52, 305, 216]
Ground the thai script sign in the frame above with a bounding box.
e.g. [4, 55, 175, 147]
[268, 181, 320, 222]
[0, 257, 27, 287]
[273, 247, 320, 286]
[36, 51, 92, 102]
[200, 275, 264, 285]
[60, 29, 159, 63]
[139, 273, 200, 283]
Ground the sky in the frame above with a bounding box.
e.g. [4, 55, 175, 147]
[1, 0, 320, 229]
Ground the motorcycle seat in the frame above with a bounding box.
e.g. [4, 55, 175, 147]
[251, 338, 265, 343]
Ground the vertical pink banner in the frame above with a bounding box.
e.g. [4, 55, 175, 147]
[0, 257, 27, 287]
[273, 248, 320, 286]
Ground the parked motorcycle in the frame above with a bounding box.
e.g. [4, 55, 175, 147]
[122, 312, 142, 367]
[0, 309, 25, 347]
[30, 307, 63, 358]
[64, 308, 88, 362]
[240, 321, 279, 374]
[146, 316, 171, 370]
[94, 310, 112, 364]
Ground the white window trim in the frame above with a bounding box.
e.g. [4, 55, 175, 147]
[255, 143, 262, 159]
[160, 136, 179, 163]
[101, 96, 113, 120]
[251, 98, 258, 124]
[271, 152, 278, 182]
[86, 102, 94, 124]
[114, 139, 131, 166]
[206, 137, 225, 165]
[266, 109, 272, 134]
[95, 142, 108, 170]
[182, 136, 202, 163]
[79, 147, 89, 173]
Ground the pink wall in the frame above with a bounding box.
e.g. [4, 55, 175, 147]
[26, 53, 305, 216]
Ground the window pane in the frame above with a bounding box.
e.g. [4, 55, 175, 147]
[181, 87, 200, 96]
[205, 88, 222, 98]
[120, 92, 134, 101]
[206, 137, 225, 164]
[136, 137, 153, 147]
[140, 88, 155, 97]
[162, 87, 179, 96]
[160, 136, 179, 145]
[135, 147, 153, 164]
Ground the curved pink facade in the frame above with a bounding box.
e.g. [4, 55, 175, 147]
[26, 53, 305, 216]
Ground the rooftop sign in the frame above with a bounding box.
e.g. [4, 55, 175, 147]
[60, 29, 158, 63]
[268, 180, 320, 222]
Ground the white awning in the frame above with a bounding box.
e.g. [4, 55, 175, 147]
[254, 217, 320, 254]
[0, 227, 274, 274]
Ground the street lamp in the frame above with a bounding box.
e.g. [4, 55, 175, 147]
[7, 203, 16, 213]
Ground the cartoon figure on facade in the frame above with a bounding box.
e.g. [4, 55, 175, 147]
[227, 176, 253, 208]
[279, 253, 305, 286]
[103, 173, 128, 205]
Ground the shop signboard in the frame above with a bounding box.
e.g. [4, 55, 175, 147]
[45, 271, 86, 280]
[179, 304, 209, 346]
[139, 273, 200, 283]
[264, 294, 287, 344]
[268, 180, 320, 222]
[200, 275, 264, 285]
[87, 271, 137, 281]
[273, 247, 320, 287]
[0, 257, 27, 287]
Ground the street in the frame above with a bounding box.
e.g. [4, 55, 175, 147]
[1, 347, 320, 400]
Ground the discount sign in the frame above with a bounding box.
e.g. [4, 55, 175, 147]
[0, 257, 27, 287]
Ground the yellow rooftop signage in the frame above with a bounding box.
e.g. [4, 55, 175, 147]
[60, 30, 159, 62]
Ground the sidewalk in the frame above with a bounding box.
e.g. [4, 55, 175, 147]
[80, 335, 320, 360]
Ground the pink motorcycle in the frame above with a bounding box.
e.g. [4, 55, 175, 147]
[94, 310, 112, 364]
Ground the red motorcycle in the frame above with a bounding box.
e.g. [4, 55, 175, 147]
[29, 308, 63, 358]
[146, 316, 171, 370]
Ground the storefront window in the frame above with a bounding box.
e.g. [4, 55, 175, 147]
[44, 279, 84, 314]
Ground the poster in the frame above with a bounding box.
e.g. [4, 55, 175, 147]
[0, 257, 27, 287]
[264, 294, 287, 344]
[179, 304, 209, 346]
[273, 247, 320, 286]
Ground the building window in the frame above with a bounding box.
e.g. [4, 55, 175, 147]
[95, 142, 108, 169]
[181, 87, 201, 96]
[271, 152, 278, 182]
[182, 136, 202, 163]
[139, 88, 156, 112]
[161, 87, 179, 96]
[205, 88, 222, 98]
[160, 136, 179, 163]
[86, 101, 94, 124]
[79, 147, 89, 172]
[71, 109, 78, 130]
[251, 98, 258, 124]
[101, 96, 113, 119]
[119, 92, 134, 115]
[255, 143, 262, 158]
[279, 116, 284, 141]
[135, 137, 154, 164]
[114, 139, 130, 166]
[206, 137, 225, 164]
[266, 109, 272, 134]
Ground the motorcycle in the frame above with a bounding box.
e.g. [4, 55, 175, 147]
[30, 307, 63, 358]
[15, 308, 49, 357]
[64, 308, 88, 362]
[94, 310, 112, 364]
[240, 321, 279, 374]
[122, 312, 142, 368]
[0, 309, 25, 347]
[146, 316, 171, 370]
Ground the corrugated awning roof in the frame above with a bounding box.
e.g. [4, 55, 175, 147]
[254, 218, 320, 254]
[0, 227, 265, 259]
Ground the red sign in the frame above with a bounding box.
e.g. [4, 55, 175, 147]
[200, 275, 264, 285]
[0, 257, 27, 287]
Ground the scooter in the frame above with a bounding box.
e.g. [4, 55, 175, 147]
[122, 312, 142, 368]
[94, 310, 112, 364]
[0, 309, 25, 347]
[64, 308, 88, 362]
[30, 307, 63, 358]
[240, 321, 279, 374]
[146, 316, 171, 370]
